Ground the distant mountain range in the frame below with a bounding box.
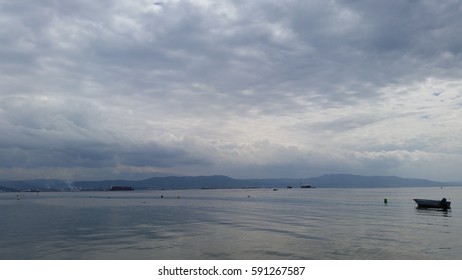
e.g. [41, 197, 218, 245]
[0, 174, 460, 192]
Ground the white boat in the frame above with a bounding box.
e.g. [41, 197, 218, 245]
[413, 198, 451, 209]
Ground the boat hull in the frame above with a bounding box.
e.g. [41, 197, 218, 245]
[413, 199, 451, 209]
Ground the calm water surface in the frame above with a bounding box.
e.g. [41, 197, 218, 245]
[1, 187, 461, 259]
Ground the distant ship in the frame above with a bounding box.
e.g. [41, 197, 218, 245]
[109, 186, 134, 191]
[300, 184, 313, 188]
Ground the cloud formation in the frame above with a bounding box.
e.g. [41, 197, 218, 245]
[1, 0, 462, 180]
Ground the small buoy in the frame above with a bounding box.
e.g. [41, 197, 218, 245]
[384, 198, 388, 204]
[160, 195, 163, 198]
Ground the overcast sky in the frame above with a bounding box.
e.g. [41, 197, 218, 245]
[1, 0, 462, 181]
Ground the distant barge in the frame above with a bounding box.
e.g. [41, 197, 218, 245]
[109, 186, 134, 191]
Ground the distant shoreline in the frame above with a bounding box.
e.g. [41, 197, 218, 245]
[1, 174, 459, 192]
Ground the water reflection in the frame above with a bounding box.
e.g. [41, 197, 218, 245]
[415, 208, 452, 217]
[2, 187, 462, 259]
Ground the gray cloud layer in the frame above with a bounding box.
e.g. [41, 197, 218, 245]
[1, 0, 462, 180]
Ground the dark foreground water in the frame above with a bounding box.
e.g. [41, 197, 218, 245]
[1, 187, 461, 259]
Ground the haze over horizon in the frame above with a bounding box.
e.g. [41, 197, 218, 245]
[1, 1, 462, 181]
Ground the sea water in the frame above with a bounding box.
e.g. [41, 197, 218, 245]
[1, 187, 461, 259]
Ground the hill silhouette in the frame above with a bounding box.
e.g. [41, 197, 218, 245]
[0, 174, 454, 192]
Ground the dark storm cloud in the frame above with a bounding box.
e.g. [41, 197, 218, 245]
[0, 94, 207, 172]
